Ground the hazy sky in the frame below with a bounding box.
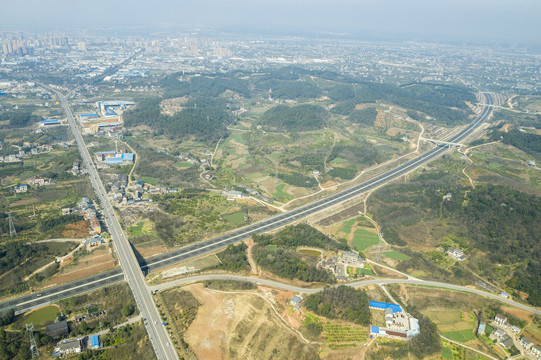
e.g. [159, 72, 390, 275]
[2, 0, 540, 44]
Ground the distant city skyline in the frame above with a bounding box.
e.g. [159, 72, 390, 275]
[1, 0, 540, 46]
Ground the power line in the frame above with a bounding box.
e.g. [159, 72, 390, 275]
[8, 212, 16, 238]
[26, 323, 40, 359]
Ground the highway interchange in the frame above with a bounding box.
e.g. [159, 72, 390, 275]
[1, 92, 495, 315]
[2, 91, 536, 358]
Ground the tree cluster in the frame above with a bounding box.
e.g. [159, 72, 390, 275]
[215, 243, 250, 272]
[328, 167, 357, 180]
[0, 110, 41, 128]
[278, 172, 318, 188]
[253, 246, 335, 283]
[491, 129, 541, 155]
[304, 286, 371, 325]
[123, 97, 231, 143]
[161, 74, 251, 98]
[252, 223, 349, 252]
[348, 107, 377, 126]
[260, 104, 329, 132]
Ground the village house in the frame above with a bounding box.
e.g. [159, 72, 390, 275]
[530, 344, 541, 358]
[447, 248, 466, 261]
[290, 295, 303, 310]
[53, 338, 81, 357]
[477, 322, 486, 335]
[14, 184, 29, 193]
[224, 190, 244, 200]
[519, 336, 533, 350]
[499, 335, 514, 349]
[494, 314, 507, 326]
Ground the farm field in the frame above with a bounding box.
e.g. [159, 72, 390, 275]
[425, 309, 477, 343]
[323, 322, 369, 348]
[352, 229, 379, 252]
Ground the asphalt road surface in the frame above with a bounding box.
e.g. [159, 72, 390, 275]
[1, 93, 512, 322]
[149, 274, 541, 316]
[53, 89, 177, 360]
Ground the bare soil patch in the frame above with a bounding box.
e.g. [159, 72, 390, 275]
[62, 221, 89, 238]
[500, 306, 533, 322]
[9, 197, 40, 207]
[184, 284, 318, 360]
[43, 247, 115, 287]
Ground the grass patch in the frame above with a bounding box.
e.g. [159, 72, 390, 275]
[352, 229, 379, 251]
[223, 211, 245, 225]
[23, 306, 59, 327]
[128, 220, 154, 236]
[266, 245, 277, 251]
[443, 329, 476, 343]
[357, 267, 376, 276]
[141, 176, 158, 185]
[383, 251, 410, 260]
[298, 249, 322, 256]
[174, 161, 192, 168]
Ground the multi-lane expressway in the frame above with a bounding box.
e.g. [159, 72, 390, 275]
[51, 89, 178, 360]
[1, 93, 508, 322]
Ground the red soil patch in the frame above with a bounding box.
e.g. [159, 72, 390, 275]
[62, 221, 89, 238]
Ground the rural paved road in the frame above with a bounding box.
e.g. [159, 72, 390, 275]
[149, 273, 541, 316]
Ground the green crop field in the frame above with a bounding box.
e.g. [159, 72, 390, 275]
[24, 306, 59, 327]
[223, 211, 245, 224]
[383, 251, 410, 260]
[141, 176, 158, 185]
[352, 229, 379, 251]
[443, 329, 476, 343]
[272, 183, 291, 200]
[340, 218, 356, 235]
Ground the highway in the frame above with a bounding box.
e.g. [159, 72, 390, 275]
[52, 88, 178, 360]
[0, 93, 501, 318]
[148, 274, 541, 316]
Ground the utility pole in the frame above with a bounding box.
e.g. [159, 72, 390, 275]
[26, 323, 40, 359]
[8, 212, 16, 238]
[375, 231, 383, 263]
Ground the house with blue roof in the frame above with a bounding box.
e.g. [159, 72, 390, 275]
[89, 335, 102, 349]
[40, 119, 61, 127]
[369, 301, 402, 313]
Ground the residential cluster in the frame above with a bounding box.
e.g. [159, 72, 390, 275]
[0, 144, 52, 163]
[484, 313, 541, 358]
[318, 251, 366, 281]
